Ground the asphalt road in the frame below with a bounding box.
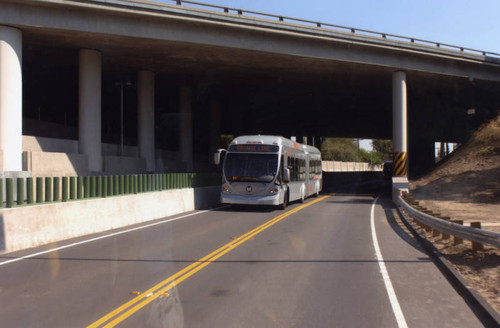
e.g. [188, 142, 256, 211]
[0, 194, 486, 327]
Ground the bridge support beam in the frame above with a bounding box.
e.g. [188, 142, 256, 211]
[0, 26, 23, 172]
[78, 49, 102, 173]
[179, 87, 193, 172]
[138, 70, 155, 172]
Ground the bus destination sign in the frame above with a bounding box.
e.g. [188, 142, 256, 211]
[229, 144, 279, 152]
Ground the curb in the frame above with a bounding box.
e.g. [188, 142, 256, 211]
[395, 206, 500, 328]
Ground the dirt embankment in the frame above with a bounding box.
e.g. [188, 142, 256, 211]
[409, 114, 500, 314]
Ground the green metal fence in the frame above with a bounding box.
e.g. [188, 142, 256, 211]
[0, 173, 220, 208]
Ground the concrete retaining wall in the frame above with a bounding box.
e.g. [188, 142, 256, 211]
[0, 186, 220, 253]
[322, 161, 382, 172]
[23, 151, 88, 177]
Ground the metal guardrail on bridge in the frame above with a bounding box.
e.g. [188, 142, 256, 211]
[396, 194, 500, 248]
[100, 0, 500, 60]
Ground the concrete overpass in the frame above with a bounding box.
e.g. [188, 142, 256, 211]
[1, 0, 499, 178]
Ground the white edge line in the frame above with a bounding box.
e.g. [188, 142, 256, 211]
[370, 196, 408, 328]
[0, 205, 229, 267]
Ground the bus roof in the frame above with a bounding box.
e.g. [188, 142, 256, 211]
[229, 135, 321, 155]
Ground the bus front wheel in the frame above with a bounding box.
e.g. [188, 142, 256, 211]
[280, 193, 288, 210]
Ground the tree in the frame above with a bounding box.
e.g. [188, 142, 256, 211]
[321, 138, 366, 162]
[371, 139, 392, 163]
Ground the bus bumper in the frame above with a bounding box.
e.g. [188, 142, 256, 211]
[221, 193, 281, 205]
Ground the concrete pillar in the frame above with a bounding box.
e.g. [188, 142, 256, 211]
[138, 70, 155, 172]
[179, 87, 193, 172]
[0, 26, 23, 171]
[392, 71, 408, 177]
[209, 99, 221, 154]
[79, 49, 102, 172]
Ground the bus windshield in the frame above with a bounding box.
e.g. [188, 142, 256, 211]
[224, 153, 279, 183]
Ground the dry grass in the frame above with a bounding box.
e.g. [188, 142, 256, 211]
[409, 113, 500, 315]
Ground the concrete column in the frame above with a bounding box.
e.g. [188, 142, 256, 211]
[179, 87, 193, 172]
[392, 71, 408, 177]
[0, 26, 23, 171]
[209, 99, 221, 154]
[138, 70, 155, 172]
[79, 49, 102, 172]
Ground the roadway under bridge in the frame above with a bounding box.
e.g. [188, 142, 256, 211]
[1, 0, 499, 177]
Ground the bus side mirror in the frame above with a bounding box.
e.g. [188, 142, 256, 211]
[283, 168, 290, 183]
[214, 149, 226, 165]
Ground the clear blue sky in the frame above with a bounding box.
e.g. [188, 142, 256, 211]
[158, 0, 500, 54]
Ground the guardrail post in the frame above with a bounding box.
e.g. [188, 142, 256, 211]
[470, 222, 484, 251]
[119, 175, 125, 195]
[17, 177, 24, 206]
[137, 175, 142, 193]
[36, 177, 44, 203]
[102, 176, 107, 198]
[27, 177, 34, 204]
[124, 175, 130, 194]
[84, 176, 90, 199]
[62, 177, 68, 202]
[6, 178, 14, 208]
[166, 174, 171, 189]
[45, 177, 52, 202]
[77, 176, 83, 199]
[108, 176, 114, 196]
[90, 176, 96, 198]
[53, 177, 60, 202]
[440, 217, 451, 239]
[70, 177, 76, 200]
[451, 220, 464, 244]
[97, 176, 102, 198]
[114, 176, 119, 195]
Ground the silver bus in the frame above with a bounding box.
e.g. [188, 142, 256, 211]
[214, 135, 322, 209]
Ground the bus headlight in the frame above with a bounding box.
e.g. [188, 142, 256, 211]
[222, 184, 230, 193]
[269, 188, 279, 194]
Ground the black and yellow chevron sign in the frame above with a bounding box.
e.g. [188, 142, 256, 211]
[392, 152, 407, 176]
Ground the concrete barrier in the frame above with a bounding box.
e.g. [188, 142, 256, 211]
[0, 186, 220, 253]
[322, 161, 382, 172]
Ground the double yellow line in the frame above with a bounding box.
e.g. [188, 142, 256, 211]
[88, 195, 330, 327]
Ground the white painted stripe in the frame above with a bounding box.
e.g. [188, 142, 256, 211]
[370, 196, 408, 328]
[0, 205, 229, 267]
